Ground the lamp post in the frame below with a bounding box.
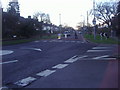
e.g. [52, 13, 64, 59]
[58, 14, 61, 39]
[80, 15, 85, 27]
[92, 0, 96, 40]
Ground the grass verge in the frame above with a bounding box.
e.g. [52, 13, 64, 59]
[84, 34, 120, 44]
[2, 34, 58, 46]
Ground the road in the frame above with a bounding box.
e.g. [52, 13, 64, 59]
[1, 33, 118, 88]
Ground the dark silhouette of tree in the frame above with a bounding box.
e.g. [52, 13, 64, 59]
[7, 1, 20, 16]
[95, 2, 117, 28]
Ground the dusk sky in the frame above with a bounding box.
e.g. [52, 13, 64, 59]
[1, 0, 117, 29]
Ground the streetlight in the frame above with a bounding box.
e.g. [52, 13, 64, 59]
[92, 0, 96, 40]
[80, 15, 85, 27]
[58, 14, 61, 39]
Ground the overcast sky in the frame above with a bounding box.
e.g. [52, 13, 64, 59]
[1, 0, 118, 29]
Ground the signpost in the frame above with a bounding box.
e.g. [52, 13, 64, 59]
[92, 17, 96, 40]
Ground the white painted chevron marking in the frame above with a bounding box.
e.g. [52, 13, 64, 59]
[36, 70, 56, 77]
[14, 77, 36, 87]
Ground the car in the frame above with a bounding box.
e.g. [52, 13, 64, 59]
[64, 31, 71, 36]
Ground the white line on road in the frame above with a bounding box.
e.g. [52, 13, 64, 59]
[101, 58, 116, 60]
[65, 41, 70, 43]
[92, 55, 109, 59]
[0, 60, 18, 65]
[71, 41, 76, 43]
[24, 48, 42, 51]
[64, 55, 87, 63]
[92, 47, 111, 49]
[36, 70, 56, 77]
[43, 40, 47, 42]
[87, 50, 110, 52]
[34, 41, 39, 42]
[0, 50, 14, 56]
[32, 48, 42, 51]
[14, 77, 36, 87]
[52, 64, 69, 69]
[78, 55, 88, 59]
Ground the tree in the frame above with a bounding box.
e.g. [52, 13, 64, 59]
[33, 12, 51, 23]
[7, 1, 20, 15]
[94, 2, 117, 28]
[116, 1, 120, 37]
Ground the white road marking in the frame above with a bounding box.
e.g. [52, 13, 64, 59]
[57, 40, 63, 42]
[92, 55, 109, 59]
[102, 58, 116, 60]
[0, 60, 18, 65]
[34, 41, 39, 42]
[52, 64, 69, 69]
[78, 55, 88, 59]
[36, 70, 56, 77]
[92, 47, 111, 49]
[0, 50, 14, 56]
[0, 86, 8, 89]
[14, 77, 36, 87]
[87, 50, 110, 52]
[81, 42, 85, 43]
[64, 55, 87, 63]
[49, 41, 53, 42]
[43, 40, 47, 42]
[71, 41, 76, 43]
[76, 41, 81, 43]
[24, 48, 42, 51]
[65, 41, 70, 43]
[32, 48, 42, 51]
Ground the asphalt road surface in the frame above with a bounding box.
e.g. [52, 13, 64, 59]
[1, 33, 118, 88]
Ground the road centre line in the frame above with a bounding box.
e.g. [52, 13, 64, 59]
[92, 55, 109, 59]
[87, 50, 110, 52]
[14, 77, 36, 87]
[92, 47, 111, 49]
[52, 64, 69, 69]
[36, 70, 56, 77]
[0, 60, 18, 65]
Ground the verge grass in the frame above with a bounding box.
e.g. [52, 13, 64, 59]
[2, 34, 58, 46]
[84, 34, 120, 44]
